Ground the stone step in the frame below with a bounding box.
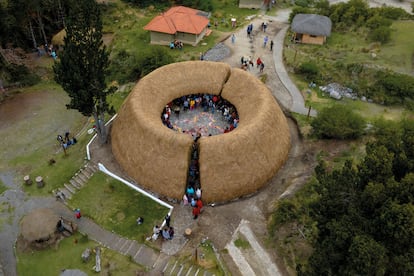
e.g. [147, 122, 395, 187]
[59, 187, 72, 200]
[73, 175, 85, 187]
[80, 168, 92, 179]
[114, 237, 128, 252]
[119, 239, 133, 254]
[185, 265, 194, 276]
[164, 260, 178, 275]
[176, 263, 186, 276]
[69, 179, 82, 190]
[132, 245, 159, 268]
[152, 252, 170, 272]
[87, 163, 98, 173]
[64, 183, 76, 194]
[126, 241, 141, 257]
[76, 172, 88, 183]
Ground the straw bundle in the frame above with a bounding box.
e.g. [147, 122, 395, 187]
[111, 61, 290, 203]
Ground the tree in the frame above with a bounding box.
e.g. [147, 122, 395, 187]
[53, 0, 115, 144]
[311, 104, 366, 139]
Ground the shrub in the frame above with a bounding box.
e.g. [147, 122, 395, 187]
[311, 104, 366, 139]
[369, 26, 391, 43]
[297, 61, 319, 80]
[7, 64, 40, 86]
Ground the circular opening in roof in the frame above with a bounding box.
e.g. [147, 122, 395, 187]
[161, 93, 239, 137]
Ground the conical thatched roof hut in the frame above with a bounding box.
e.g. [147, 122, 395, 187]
[111, 61, 290, 203]
[20, 208, 59, 243]
[52, 29, 66, 46]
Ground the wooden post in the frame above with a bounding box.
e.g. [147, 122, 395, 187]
[307, 105, 312, 119]
[35, 176, 44, 188]
[23, 175, 32, 185]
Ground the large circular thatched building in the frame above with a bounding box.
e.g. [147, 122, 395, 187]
[111, 61, 290, 203]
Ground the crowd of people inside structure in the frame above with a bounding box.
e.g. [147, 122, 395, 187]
[161, 93, 240, 136]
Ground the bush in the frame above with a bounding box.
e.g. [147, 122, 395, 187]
[297, 61, 319, 80]
[369, 26, 391, 43]
[7, 64, 40, 86]
[311, 104, 366, 139]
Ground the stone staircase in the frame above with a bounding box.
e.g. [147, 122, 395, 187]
[158, 258, 216, 276]
[53, 162, 99, 201]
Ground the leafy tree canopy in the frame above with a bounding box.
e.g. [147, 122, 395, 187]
[272, 119, 414, 275]
[53, 0, 115, 143]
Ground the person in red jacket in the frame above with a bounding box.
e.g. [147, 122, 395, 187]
[196, 199, 203, 212]
[192, 206, 200, 219]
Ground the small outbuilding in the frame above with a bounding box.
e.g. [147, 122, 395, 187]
[291, 13, 332, 45]
[143, 6, 210, 46]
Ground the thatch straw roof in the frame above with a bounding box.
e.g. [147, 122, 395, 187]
[111, 61, 290, 203]
[291, 14, 332, 37]
[52, 29, 66, 46]
[20, 208, 59, 242]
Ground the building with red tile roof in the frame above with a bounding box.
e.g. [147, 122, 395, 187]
[144, 6, 210, 46]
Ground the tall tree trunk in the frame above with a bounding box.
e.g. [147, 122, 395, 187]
[93, 101, 107, 144]
[29, 20, 37, 49]
[36, 10, 48, 45]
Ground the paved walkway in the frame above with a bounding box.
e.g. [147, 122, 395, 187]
[272, 25, 317, 116]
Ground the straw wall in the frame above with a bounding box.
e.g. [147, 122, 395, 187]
[199, 68, 291, 203]
[111, 61, 231, 199]
[111, 61, 291, 203]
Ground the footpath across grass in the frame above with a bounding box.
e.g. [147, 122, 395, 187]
[69, 171, 169, 242]
[17, 232, 144, 275]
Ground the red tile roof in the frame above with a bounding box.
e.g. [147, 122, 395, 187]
[144, 6, 209, 35]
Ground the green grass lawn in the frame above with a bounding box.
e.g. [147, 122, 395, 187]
[0, 81, 90, 196]
[17, 232, 144, 276]
[69, 171, 169, 242]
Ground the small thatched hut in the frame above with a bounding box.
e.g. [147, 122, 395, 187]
[291, 13, 332, 45]
[111, 61, 291, 203]
[20, 208, 60, 249]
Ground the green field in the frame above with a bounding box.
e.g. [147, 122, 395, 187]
[17, 233, 144, 276]
[69, 171, 169, 242]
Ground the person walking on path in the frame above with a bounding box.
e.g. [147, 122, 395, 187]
[231, 33, 236, 44]
[263, 36, 269, 48]
[260, 63, 265, 73]
[270, 40, 274, 51]
[192, 206, 200, 219]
